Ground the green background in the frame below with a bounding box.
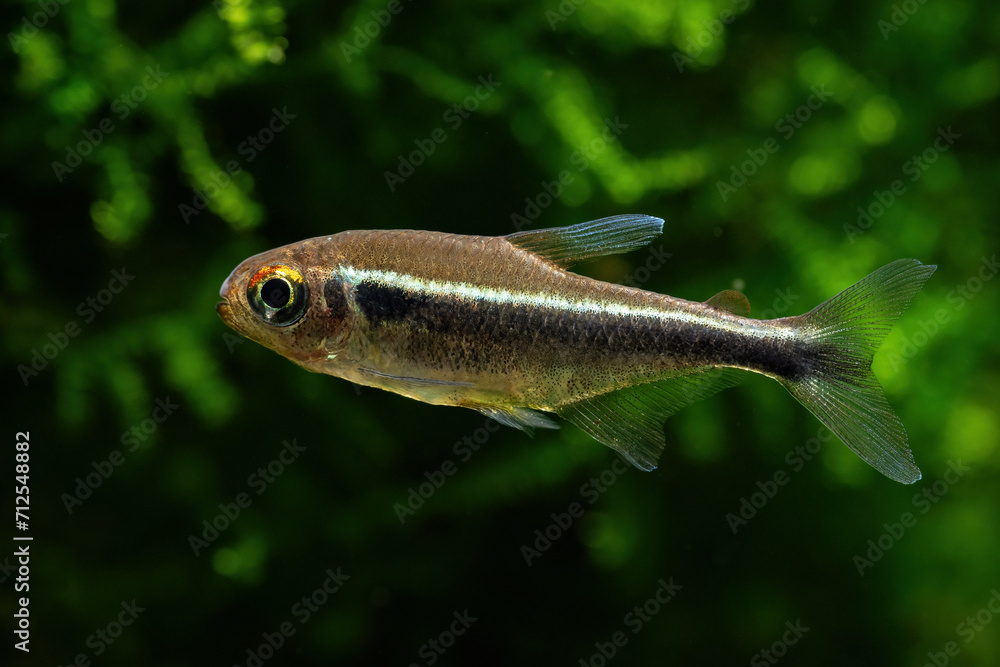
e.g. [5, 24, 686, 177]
[3, 0, 999, 664]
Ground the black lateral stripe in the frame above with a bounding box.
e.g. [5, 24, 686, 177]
[352, 280, 661, 358]
[354, 281, 437, 329]
[352, 280, 810, 379]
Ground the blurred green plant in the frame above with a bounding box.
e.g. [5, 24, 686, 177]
[4, 0, 999, 665]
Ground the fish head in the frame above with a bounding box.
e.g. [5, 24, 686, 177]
[217, 237, 354, 371]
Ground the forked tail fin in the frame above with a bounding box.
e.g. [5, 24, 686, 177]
[784, 259, 936, 484]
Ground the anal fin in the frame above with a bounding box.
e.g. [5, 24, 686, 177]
[556, 369, 743, 470]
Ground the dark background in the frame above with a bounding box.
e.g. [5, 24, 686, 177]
[3, 0, 999, 665]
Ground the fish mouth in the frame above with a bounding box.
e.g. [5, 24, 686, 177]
[216, 298, 232, 322]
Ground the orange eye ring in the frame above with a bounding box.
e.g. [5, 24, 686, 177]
[247, 264, 309, 326]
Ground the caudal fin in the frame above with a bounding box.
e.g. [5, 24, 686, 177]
[784, 259, 936, 484]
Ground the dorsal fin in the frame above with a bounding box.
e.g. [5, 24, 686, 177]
[705, 290, 751, 316]
[505, 215, 664, 268]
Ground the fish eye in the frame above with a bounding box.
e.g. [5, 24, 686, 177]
[261, 278, 291, 309]
[247, 264, 308, 326]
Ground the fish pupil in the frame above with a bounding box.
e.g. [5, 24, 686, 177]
[262, 278, 291, 308]
[246, 265, 308, 326]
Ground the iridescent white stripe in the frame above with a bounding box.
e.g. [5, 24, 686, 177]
[342, 267, 799, 341]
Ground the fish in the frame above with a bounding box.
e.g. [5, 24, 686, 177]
[217, 215, 936, 483]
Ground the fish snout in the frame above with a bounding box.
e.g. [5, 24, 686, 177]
[219, 267, 238, 301]
[217, 263, 246, 324]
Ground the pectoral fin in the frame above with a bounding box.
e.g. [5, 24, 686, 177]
[476, 405, 560, 436]
[358, 367, 475, 389]
[505, 215, 664, 268]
